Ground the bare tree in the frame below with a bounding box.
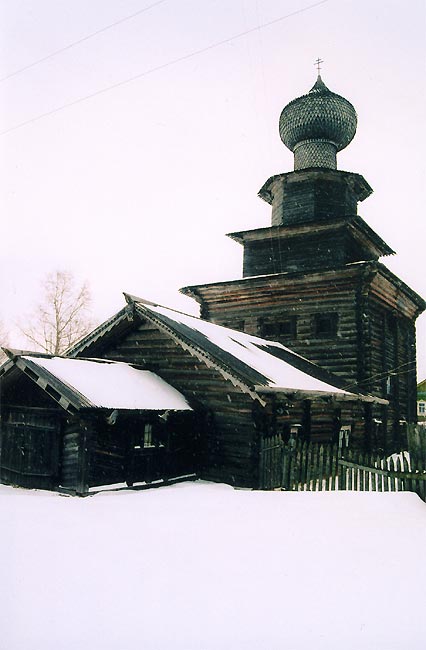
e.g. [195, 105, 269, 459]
[21, 271, 93, 355]
[0, 319, 9, 362]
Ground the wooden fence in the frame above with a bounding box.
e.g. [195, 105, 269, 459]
[259, 435, 426, 502]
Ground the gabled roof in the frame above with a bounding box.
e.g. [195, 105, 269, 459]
[0, 350, 192, 414]
[66, 295, 387, 405]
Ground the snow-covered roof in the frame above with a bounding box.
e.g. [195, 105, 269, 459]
[128, 298, 379, 401]
[143, 303, 345, 393]
[5, 353, 192, 412]
[65, 295, 387, 403]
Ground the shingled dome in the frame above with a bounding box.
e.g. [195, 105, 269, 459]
[279, 75, 357, 170]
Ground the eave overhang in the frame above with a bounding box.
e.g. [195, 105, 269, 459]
[226, 215, 395, 259]
[1, 349, 84, 413]
[65, 305, 135, 357]
[258, 168, 373, 204]
[366, 262, 426, 318]
[181, 261, 425, 319]
[255, 385, 388, 405]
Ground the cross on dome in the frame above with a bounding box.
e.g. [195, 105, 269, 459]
[314, 57, 324, 74]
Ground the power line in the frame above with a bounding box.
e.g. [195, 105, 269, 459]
[342, 360, 417, 393]
[0, 0, 169, 83]
[0, 0, 329, 137]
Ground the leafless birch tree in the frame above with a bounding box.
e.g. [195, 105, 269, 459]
[21, 271, 93, 355]
[0, 320, 9, 362]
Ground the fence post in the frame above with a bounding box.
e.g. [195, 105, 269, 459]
[281, 438, 294, 491]
[338, 456, 346, 491]
[289, 436, 298, 490]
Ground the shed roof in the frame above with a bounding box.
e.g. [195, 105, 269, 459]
[0, 351, 192, 413]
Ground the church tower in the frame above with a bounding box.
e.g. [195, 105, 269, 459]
[181, 72, 425, 450]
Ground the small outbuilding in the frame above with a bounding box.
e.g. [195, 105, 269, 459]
[0, 352, 196, 493]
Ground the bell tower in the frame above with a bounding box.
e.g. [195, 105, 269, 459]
[181, 71, 425, 450]
[234, 73, 393, 279]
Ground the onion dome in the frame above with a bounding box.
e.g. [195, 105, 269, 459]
[279, 75, 357, 170]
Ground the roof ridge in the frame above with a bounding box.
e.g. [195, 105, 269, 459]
[132, 301, 264, 403]
[124, 292, 201, 321]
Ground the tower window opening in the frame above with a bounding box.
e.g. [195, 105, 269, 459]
[259, 317, 297, 339]
[314, 313, 338, 337]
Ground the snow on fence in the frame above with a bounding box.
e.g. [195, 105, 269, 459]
[259, 436, 426, 501]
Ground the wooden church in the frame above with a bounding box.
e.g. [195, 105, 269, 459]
[181, 73, 426, 452]
[0, 72, 424, 494]
[0, 296, 385, 494]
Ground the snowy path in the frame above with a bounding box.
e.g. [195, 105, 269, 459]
[1, 481, 425, 650]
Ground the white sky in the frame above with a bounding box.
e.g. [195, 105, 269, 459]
[1, 0, 425, 377]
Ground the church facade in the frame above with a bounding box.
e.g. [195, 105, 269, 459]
[1, 73, 424, 494]
[181, 74, 425, 453]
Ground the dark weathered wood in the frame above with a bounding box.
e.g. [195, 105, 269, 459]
[184, 250, 423, 454]
[0, 406, 62, 490]
[76, 418, 91, 495]
[260, 438, 426, 502]
[88, 319, 261, 488]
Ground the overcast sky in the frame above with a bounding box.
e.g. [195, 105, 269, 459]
[1, 0, 425, 377]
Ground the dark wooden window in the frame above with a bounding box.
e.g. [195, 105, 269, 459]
[143, 423, 154, 448]
[259, 317, 297, 339]
[313, 313, 338, 337]
[386, 374, 397, 397]
[132, 423, 158, 450]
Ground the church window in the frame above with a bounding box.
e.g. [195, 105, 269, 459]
[143, 423, 154, 448]
[314, 313, 338, 337]
[259, 317, 297, 339]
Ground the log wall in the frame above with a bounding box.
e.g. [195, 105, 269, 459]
[88, 320, 260, 487]
[87, 419, 126, 488]
[198, 269, 361, 385]
[269, 172, 358, 227]
[189, 263, 421, 451]
[242, 230, 367, 277]
[61, 416, 82, 490]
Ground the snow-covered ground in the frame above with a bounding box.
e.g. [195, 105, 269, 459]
[1, 481, 425, 650]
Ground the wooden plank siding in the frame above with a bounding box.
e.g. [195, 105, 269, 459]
[0, 406, 62, 490]
[87, 420, 127, 488]
[85, 319, 261, 488]
[259, 437, 426, 501]
[185, 261, 423, 451]
[194, 269, 362, 385]
[56, 415, 96, 494]
[60, 418, 81, 490]
[242, 229, 351, 277]
[366, 297, 417, 448]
